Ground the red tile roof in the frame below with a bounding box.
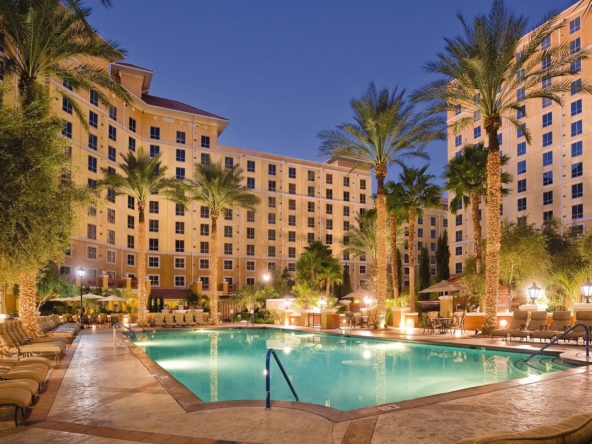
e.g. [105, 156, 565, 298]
[142, 94, 227, 121]
[114, 62, 153, 72]
[150, 289, 192, 300]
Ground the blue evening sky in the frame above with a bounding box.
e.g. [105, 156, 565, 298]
[91, 0, 568, 186]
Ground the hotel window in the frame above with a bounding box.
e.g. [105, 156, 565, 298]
[224, 209, 233, 220]
[454, 104, 461, 115]
[541, 34, 551, 50]
[474, 110, 481, 121]
[128, 137, 136, 152]
[176, 149, 185, 162]
[344, 221, 350, 231]
[288, 167, 296, 178]
[343, 236, 349, 245]
[268, 229, 276, 241]
[570, 16, 581, 34]
[343, 176, 350, 187]
[543, 132, 552, 147]
[174, 258, 185, 269]
[147, 275, 159, 287]
[517, 87, 525, 100]
[326, 219, 333, 230]
[288, 231, 296, 242]
[360, 194, 366, 204]
[326, 189, 333, 199]
[288, 183, 296, 194]
[87, 224, 96, 240]
[572, 204, 584, 219]
[246, 261, 255, 270]
[542, 77, 551, 89]
[201, 136, 210, 148]
[288, 215, 296, 226]
[572, 183, 583, 199]
[175, 203, 185, 217]
[150, 126, 160, 140]
[175, 221, 184, 234]
[246, 227, 255, 239]
[149, 201, 159, 214]
[542, 151, 553, 167]
[498, 134, 502, 145]
[455, 263, 462, 274]
[288, 263, 296, 272]
[200, 206, 210, 219]
[572, 141, 583, 157]
[223, 156, 234, 170]
[267, 262, 276, 271]
[308, 233, 314, 243]
[541, 55, 551, 70]
[199, 259, 209, 269]
[88, 156, 97, 173]
[543, 191, 553, 206]
[149, 220, 159, 233]
[127, 215, 134, 229]
[200, 242, 209, 254]
[326, 203, 333, 214]
[517, 198, 527, 212]
[127, 254, 135, 266]
[418, 228, 424, 238]
[90, 89, 98, 106]
[247, 160, 255, 172]
[473, 126, 481, 139]
[308, 202, 315, 212]
[176, 131, 186, 144]
[246, 210, 255, 222]
[360, 179, 366, 190]
[308, 171, 314, 181]
[223, 243, 232, 255]
[107, 209, 115, 224]
[268, 246, 276, 257]
[127, 235, 134, 249]
[87, 246, 97, 260]
[268, 180, 276, 192]
[308, 186, 314, 197]
[149, 145, 159, 157]
[223, 260, 233, 271]
[88, 133, 97, 150]
[455, 214, 462, 226]
[571, 120, 583, 137]
[148, 256, 160, 268]
[517, 179, 526, 193]
[542, 97, 552, 108]
[571, 59, 582, 73]
[246, 245, 254, 256]
[201, 153, 210, 165]
[63, 80, 72, 91]
[109, 105, 117, 121]
[224, 226, 233, 238]
[543, 211, 554, 221]
[108, 146, 116, 162]
[455, 246, 462, 256]
[431, 243, 436, 252]
[543, 171, 553, 186]
[454, 135, 462, 147]
[343, 191, 350, 202]
[288, 247, 296, 259]
[62, 97, 72, 114]
[455, 230, 462, 242]
[571, 37, 581, 55]
[360, 265, 367, 275]
[175, 167, 185, 180]
[430, 229, 436, 239]
[268, 164, 276, 176]
[268, 213, 276, 224]
[107, 188, 115, 203]
[307, 217, 315, 228]
[571, 79, 582, 95]
[571, 99, 583, 116]
[517, 106, 525, 119]
[517, 160, 526, 175]
[108, 125, 116, 141]
[517, 125, 524, 138]
[572, 162, 583, 178]
[148, 238, 159, 251]
[517, 142, 526, 156]
[542, 112, 552, 128]
[443, 219, 448, 228]
[326, 234, 333, 245]
[343, 206, 350, 216]
[247, 178, 255, 189]
[174, 276, 185, 287]
[127, 117, 136, 132]
[326, 173, 333, 184]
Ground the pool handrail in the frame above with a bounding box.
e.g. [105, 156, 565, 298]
[112, 322, 146, 340]
[521, 323, 590, 363]
[265, 348, 299, 409]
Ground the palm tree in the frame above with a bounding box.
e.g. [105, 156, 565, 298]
[342, 211, 382, 291]
[412, 0, 591, 333]
[98, 148, 186, 327]
[394, 165, 441, 311]
[319, 83, 444, 328]
[319, 257, 343, 298]
[296, 241, 341, 296]
[443, 143, 512, 274]
[385, 181, 408, 299]
[189, 161, 261, 325]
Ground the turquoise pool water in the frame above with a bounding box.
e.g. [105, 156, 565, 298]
[132, 328, 573, 411]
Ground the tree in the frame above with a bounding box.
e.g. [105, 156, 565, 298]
[319, 82, 444, 328]
[385, 181, 408, 299]
[436, 230, 451, 282]
[395, 249, 403, 296]
[542, 218, 587, 275]
[342, 211, 381, 290]
[189, 161, 260, 325]
[99, 148, 186, 326]
[341, 265, 353, 298]
[412, 0, 591, 333]
[394, 165, 441, 311]
[418, 246, 431, 299]
[499, 218, 550, 310]
[295, 241, 341, 296]
[443, 143, 511, 274]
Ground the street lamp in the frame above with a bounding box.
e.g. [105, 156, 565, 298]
[527, 282, 541, 305]
[262, 273, 270, 283]
[581, 278, 592, 303]
[77, 266, 86, 329]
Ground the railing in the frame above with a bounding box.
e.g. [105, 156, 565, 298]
[521, 323, 590, 363]
[265, 348, 299, 409]
[112, 322, 146, 343]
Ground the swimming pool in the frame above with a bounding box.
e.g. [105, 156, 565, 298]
[132, 328, 573, 411]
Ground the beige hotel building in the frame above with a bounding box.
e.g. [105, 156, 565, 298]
[447, 3, 592, 276]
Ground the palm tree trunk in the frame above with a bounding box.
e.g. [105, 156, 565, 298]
[210, 211, 219, 325]
[483, 122, 502, 334]
[390, 215, 399, 299]
[18, 272, 41, 337]
[326, 280, 330, 298]
[137, 204, 147, 327]
[408, 208, 417, 311]
[374, 166, 388, 329]
[471, 191, 482, 275]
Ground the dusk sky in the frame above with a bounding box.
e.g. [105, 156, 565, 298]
[91, 0, 567, 186]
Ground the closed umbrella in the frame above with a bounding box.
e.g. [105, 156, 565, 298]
[96, 295, 127, 302]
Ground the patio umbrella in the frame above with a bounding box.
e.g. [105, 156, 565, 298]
[419, 280, 468, 314]
[81, 293, 104, 299]
[343, 288, 375, 300]
[96, 295, 127, 302]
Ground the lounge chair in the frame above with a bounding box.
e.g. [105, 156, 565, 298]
[531, 311, 571, 342]
[185, 314, 198, 327]
[491, 310, 528, 340]
[508, 311, 548, 342]
[194, 313, 208, 326]
[561, 311, 592, 344]
[0, 387, 33, 426]
[153, 314, 166, 327]
[174, 314, 188, 327]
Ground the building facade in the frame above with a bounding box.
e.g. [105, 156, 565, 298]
[446, 3, 591, 276]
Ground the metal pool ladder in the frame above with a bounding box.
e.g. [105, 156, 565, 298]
[520, 323, 590, 363]
[265, 348, 299, 409]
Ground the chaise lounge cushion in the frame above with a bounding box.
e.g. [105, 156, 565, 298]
[454, 412, 592, 443]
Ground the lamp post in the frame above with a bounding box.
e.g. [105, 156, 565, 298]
[77, 266, 86, 329]
[581, 278, 592, 304]
[527, 282, 541, 305]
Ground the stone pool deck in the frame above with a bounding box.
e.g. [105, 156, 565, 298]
[0, 324, 591, 443]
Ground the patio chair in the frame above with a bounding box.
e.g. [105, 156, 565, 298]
[561, 310, 592, 344]
[185, 313, 198, 327]
[491, 310, 528, 340]
[508, 311, 548, 342]
[0, 387, 33, 426]
[449, 312, 465, 334]
[531, 311, 571, 342]
[422, 313, 438, 334]
[173, 314, 188, 327]
[153, 314, 167, 327]
[194, 313, 208, 326]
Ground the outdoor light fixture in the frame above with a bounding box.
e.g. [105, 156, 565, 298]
[499, 319, 508, 328]
[77, 266, 86, 330]
[527, 282, 541, 305]
[581, 278, 592, 304]
[263, 273, 270, 282]
[320, 297, 326, 308]
[284, 298, 290, 310]
[364, 296, 370, 309]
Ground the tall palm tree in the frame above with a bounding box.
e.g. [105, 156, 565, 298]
[319, 83, 444, 328]
[395, 165, 441, 311]
[342, 211, 382, 291]
[412, 0, 591, 333]
[98, 148, 186, 327]
[189, 161, 261, 325]
[296, 241, 341, 297]
[443, 143, 512, 274]
[385, 181, 408, 299]
[319, 257, 343, 298]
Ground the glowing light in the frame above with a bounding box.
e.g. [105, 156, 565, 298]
[263, 369, 268, 375]
[283, 346, 291, 354]
[499, 319, 508, 328]
[363, 350, 372, 360]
